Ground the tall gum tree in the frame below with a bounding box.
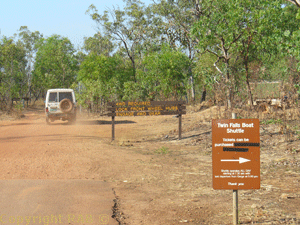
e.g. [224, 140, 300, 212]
[32, 35, 78, 98]
[83, 33, 115, 56]
[192, 0, 295, 108]
[141, 44, 190, 100]
[86, 0, 153, 82]
[0, 37, 27, 109]
[16, 26, 43, 98]
[151, 0, 204, 101]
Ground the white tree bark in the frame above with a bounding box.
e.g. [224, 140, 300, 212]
[286, 0, 300, 7]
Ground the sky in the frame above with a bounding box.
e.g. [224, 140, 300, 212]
[0, 0, 152, 49]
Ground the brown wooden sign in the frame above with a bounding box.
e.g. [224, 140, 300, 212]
[107, 111, 184, 117]
[107, 105, 186, 112]
[106, 101, 186, 140]
[107, 101, 186, 116]
[108, 100, 185, 106]
[212, 119, 260, 190]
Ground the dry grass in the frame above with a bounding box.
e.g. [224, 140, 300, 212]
[188, 100, 300, 119]
[0, 109, 22, 121]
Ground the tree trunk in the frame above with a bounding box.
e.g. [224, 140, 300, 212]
[246, 68, 253, 108]
[122, 39, 136, 82]
[225, 61, 232, 109]
[189, 74, 195, 102]
[286, 0, 300, 7]
[201, 86, 206, 102]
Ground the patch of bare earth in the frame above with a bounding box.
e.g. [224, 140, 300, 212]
[0, 105, 299, 224]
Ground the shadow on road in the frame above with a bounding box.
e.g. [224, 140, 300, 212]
[180, 131, 211, 140]
[78, 120, 136, 125]
[0, 122, 34, 126]
[0, 134, 101, 143]
[0, 120, 136, 127]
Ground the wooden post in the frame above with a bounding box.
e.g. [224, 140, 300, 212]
[110, 102, 116, 141]
[232, 112, 237, 119]
[112, 116, 115, 141]
[178, 103, 182, 140]
[178, 114, 182, 140]
[232, 112, 238, 225]
[233, 189, 238, 225]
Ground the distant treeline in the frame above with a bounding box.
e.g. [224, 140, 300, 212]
[1, 0, 300, 112]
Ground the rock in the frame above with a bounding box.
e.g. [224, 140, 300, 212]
[251, 204, 257, 209]
[251, 204, 264, 209]
[256, 209, 264, 217]
[280, 193, 289, 199]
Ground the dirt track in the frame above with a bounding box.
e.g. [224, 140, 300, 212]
[0, 106, 299, 224]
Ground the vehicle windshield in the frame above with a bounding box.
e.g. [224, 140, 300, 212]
[59, 92, 73, 102]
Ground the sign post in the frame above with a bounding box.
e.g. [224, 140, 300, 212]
[232, 113, 238, 225]
[112, 115, 115, 141]
[178, 101, 184, 140]
[212, 116, 260, 224]
[233, 189, 238, 225]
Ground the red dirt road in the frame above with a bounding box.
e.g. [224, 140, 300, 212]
[0, 179, 117, 225]
[0, 106, 299, 224]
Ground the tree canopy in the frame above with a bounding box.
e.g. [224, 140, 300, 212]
[1, 0, 300, 111]
[32, 35, 78, 97]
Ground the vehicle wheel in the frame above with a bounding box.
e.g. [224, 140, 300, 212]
[60, 99, 73, 113]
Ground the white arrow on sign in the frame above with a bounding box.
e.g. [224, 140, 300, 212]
[221, 157, 251, 164]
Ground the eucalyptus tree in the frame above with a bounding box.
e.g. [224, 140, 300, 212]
[77, 53, 132, 105]
[16, 26, 43, 97]
[78, 32, 131, 104]
[86, 0, 153, 82]
[0, 37, 27, 109]
[141, 44, 190, 100]
[32, 35, 78, 98]
[192, 0, 294, 108]
[150, 0, 203, 101]
[83, 32, 115, 56]
[280, 2, 300, 96]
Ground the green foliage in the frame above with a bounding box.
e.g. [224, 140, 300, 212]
[122, 81, 148, 101]
[151, 0, 198, 50]
[0, 37, 27, 109]
[250, 82, 282, 99]
[32, 35, 78, 94]
[155, 146, 169, 154]
[76, 43, 190, 104]
[260, 119, 283, 125]
[78, 54, 115, 82]
[295, 84, 300, 95]
[282, 4, 300, 72]
[76, 53, 132, 105]
[191, 0, 299, 105]
[86, 1, 153, 82]
[17, 26, 42, 53]
[193, 52, 218, 89]
[83, 33, 115, 56]
[139, 44, 190, 100]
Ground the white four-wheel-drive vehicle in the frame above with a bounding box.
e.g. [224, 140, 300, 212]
[45, 89, 76, 124]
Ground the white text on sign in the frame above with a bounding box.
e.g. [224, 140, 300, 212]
[217, 122, 255, 133]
